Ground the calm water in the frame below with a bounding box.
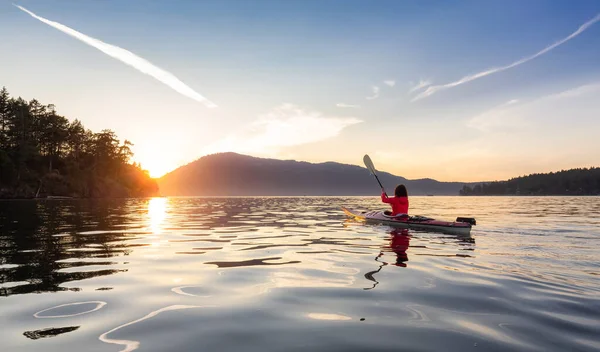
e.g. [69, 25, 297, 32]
[1, 196, 599, 351]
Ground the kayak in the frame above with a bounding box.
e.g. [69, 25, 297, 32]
[342, 207, 475, 236]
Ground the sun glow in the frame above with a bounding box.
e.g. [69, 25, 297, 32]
[145, 163, 170, 179]
[137, 153, 175, 178]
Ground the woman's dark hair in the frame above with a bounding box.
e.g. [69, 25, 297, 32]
[395, 184, 408, 197]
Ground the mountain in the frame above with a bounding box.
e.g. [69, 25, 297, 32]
[157, 153, 474, 196]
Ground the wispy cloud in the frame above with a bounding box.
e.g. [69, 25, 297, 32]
[466, 83, 600, 131]
[408, 79, 432, 93]
[552, 82, 600, 99]
[466, 101, 525, 132]
[366, 86, 380, 100]
[383, 80, 396, 87]
[336, 103, 360, 108]
[15, 4, 217, 108]
[412, 13, 600, 102]
[203, 104, 362, 155]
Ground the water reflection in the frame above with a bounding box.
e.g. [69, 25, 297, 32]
[0, 198, 480, 297]
[1, 197, 598, 352]
[147, 197, 167, 233]
[98, 305, 208, 352]
[34, 301, 107, 318]
[388, 229, 411, 266]
[23, 326, 80, 340]
[363, 228, 476, 290]
[364, 229, 411, 290]
[205, 256, 301, 268]
[307, 313, 352, 321]
[0, 200, 137, 296]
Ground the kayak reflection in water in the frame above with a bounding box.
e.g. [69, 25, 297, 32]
[364, 228, 411, 290]
[381, 184, 409, 216]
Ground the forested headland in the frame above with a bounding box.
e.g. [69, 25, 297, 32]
[0, 87, 158, 199]
[460, 168, 600, 196]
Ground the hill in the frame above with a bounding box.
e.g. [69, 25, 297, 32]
[459, 168, 600, 196]
[157, 152, 473, 196]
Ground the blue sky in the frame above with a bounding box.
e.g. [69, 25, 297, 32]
[1, 0, 599, 180]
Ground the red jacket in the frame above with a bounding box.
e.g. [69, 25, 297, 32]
[381, 192, 409, 215]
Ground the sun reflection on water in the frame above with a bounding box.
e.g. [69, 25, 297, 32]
[307, 313, 352, 321]
[147, 197, 167, 234]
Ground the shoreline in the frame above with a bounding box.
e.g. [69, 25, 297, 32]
[1, 194, 597, 200]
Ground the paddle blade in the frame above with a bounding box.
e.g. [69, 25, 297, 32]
[363, 154, 377, 175]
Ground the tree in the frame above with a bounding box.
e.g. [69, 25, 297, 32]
[0, 87, 10, 149]
[0, 86, 158, 198]
[458, 168, 600, 196]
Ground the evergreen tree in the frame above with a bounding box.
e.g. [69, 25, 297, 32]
[0, 86, 158, 198]
[459, 168, 600, 196]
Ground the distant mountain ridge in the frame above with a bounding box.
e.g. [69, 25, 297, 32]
[157, 153, 474, 196]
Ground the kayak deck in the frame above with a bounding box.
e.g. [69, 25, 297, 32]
[342, 207, 474, 236]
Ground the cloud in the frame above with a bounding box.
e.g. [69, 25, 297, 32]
[412, 13, 600, 101]
[408, 79, 432, 93]
[366, 86, 380, 100]
[466, 83, 600, 131]
[202, 104, 362, 155]
[551, 82, 600, 99]
[466, 101, 525, 132]
[336, 103, 360, 108]
[15, 4, 217, 108]
[383, 80, 396, 87]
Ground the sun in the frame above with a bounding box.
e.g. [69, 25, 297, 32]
[146, 164, 169, 178]
[134, 146, 178, 178]
[138, 159, 171, 178]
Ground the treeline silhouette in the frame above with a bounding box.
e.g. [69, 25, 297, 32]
[0, 87, 158, 198]
[460, 168, 600, 196]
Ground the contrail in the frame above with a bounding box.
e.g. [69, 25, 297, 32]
[15, 4, 217, 108]
[412, 13, 600, 101]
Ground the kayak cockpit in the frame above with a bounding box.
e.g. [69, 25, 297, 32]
[382, 211, 409, 219]
[382, 211, 438, 223]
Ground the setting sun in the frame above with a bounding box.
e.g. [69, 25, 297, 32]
[136, 149, 178, 178]
[144, 163, 170, 179]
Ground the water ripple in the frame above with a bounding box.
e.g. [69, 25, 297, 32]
[34, 301, 107, 318]
[0, 196, 599, 351]
[98, 305, 210, 352]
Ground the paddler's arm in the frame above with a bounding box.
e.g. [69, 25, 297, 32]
[381, 191, 392, 203]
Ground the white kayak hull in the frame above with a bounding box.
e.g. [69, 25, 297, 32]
[342, 207, 474, 236]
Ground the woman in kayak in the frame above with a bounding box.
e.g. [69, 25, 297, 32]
[381, 184, 409, 216]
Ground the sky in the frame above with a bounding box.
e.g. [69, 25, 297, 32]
[1, 0, 599, 181]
